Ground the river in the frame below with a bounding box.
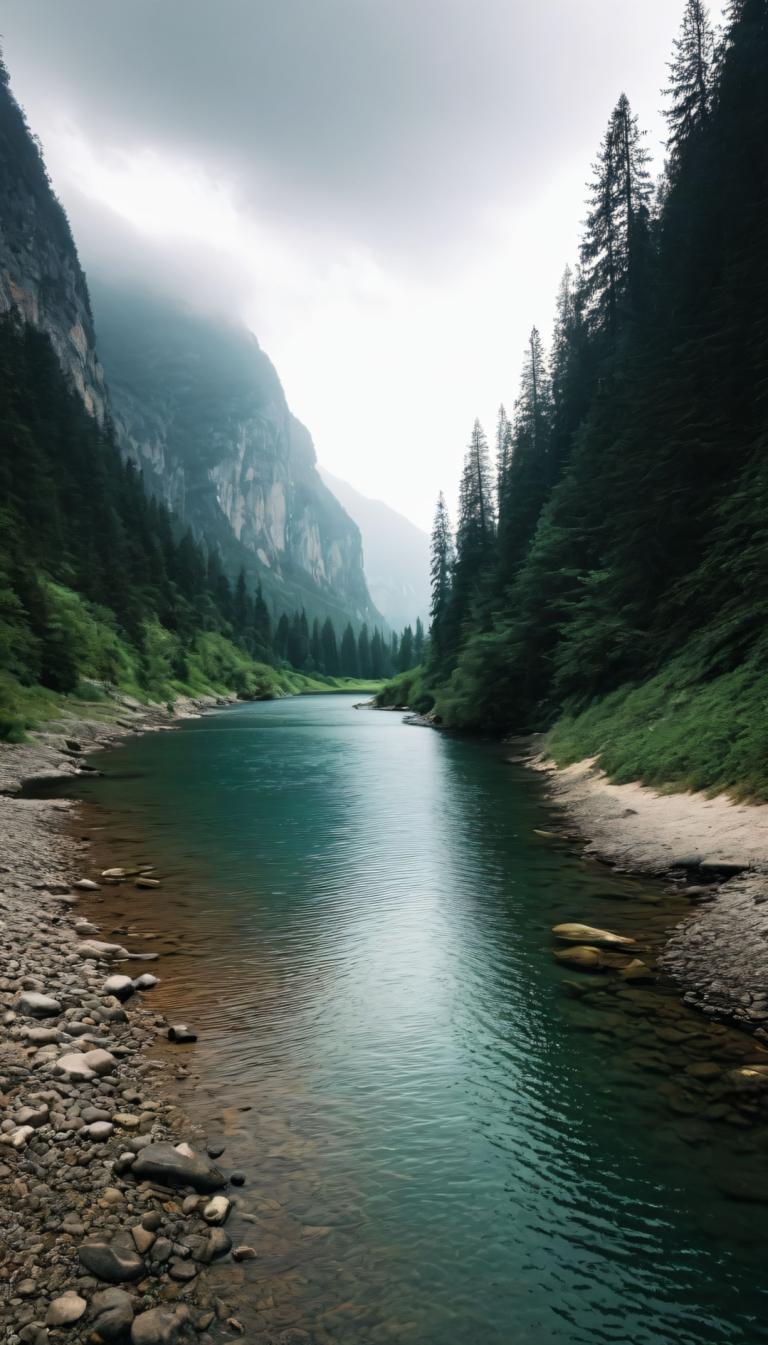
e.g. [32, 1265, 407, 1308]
[61, 694, 768, 1344]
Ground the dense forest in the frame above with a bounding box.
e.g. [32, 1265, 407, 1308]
[0, 313, 411, 736]
[382, 0, 768, 798]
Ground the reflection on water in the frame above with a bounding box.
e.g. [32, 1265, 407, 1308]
[66, 696, 768, 1344]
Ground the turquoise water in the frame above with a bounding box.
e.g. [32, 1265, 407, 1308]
[67, 696, 768, 1343]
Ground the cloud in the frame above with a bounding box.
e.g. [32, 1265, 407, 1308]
[0, 0, 714, 527]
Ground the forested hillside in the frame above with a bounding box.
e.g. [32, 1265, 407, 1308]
[385, 0, 768, 798]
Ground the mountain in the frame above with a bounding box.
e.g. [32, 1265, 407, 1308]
[0, 62, 106, 423]
[90, 283, 381, 628]
[319, 468, 429, 630]
[0, 53, 378, 634]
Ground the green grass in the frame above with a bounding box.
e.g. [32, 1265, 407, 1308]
[0, 582, 385, 742]
[546, 649, 768, 802]
[374, 666, 434, 714]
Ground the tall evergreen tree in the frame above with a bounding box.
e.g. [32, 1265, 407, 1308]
[664, 0, 715, 166]
[357, 623, 371, 678]
[398, 625, 414, 672]
[413, 616, 425, 664]
[428, 492, 454, 670]
[581, 93, 652, 341]
[321, 617, 340, 675]
[341, 623, 358, 677]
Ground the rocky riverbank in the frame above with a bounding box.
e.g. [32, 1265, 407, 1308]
[528, 749, 768, 1035]
[0, 693, 270, 1345]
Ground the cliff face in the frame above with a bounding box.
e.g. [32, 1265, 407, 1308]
[90, 283, 379, 624]
[0, 64, 107, 421]
[319, 467, 430, 630]
[0, 57, 379, 629]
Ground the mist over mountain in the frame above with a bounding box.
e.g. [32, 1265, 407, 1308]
[319, 468, 429, 630]
[90, 281, 381, 628]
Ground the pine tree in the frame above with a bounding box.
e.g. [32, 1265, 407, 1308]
[581, 93, 652, 342]
[398, 625, 414, 671]
[428, 492, 454, 669]
[497, 328, 554, 585]
[252, 582, 271, 658]
[321, 618, 340, 675]
[357, 623, 371, 678]
[370, 627, 385, 678]
[310, 617, 322, 671]
[664, 0, 715, 166]
[341, 623, 358, 676]
[274, 613, 291, 662]
[413, 617, 425, 664]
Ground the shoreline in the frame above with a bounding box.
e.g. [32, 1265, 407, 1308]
[0, 693, 253, 1345]
[527, 748, 768, 1036]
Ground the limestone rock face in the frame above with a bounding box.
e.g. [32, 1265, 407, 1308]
[0, 75, 107, 421]
[91, 283, 382, 626]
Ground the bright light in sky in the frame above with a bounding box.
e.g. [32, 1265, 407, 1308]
[1, 0, 727, 531]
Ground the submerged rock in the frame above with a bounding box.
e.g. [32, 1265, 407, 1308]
[553, 946, 604, 970]
[168, 1024, 197, 1043]
[552, 923, 636, 949]
[89, 1287, 135, 1340]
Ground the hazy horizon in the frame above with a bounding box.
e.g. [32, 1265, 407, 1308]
[1, 1, 724, 529]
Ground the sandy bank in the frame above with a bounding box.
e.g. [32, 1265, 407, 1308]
[532, 751, 768, 1035]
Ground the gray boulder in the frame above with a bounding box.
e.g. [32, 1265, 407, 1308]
[130, 1142, 226, 1193]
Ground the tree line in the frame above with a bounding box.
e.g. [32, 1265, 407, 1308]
[417, 0, 767, 734]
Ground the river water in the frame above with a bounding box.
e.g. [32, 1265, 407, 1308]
[62, 695, 768, 1344]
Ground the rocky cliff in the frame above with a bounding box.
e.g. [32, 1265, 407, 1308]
[0, 55, 379, 629]
[90, 282, 380, 625]
[319, 467, 430, 630]
[0, 60, 107, 421]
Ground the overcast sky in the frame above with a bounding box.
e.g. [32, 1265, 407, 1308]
[2, 1, 714, 530]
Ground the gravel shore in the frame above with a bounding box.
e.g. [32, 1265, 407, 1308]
[531, 750, 768, 1035]
[0, 694, 266, 1345]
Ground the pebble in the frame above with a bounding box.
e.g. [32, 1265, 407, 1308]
[45, 1292, 87, 1327]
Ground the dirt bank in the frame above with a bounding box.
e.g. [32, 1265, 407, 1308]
[531, 751, 768, 1035]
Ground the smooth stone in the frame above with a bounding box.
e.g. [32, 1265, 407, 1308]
[84, 1048, 118, 1076]
[77, 940, 130, 960]
[83, 1121, 114, 1142]
[17, 991, 62, 1018]
[73, 878, 101, 890]
[206, 1229, 232, 1261]
[101, 868, 127, 879]
[554, 946, 604, 970]
[55, 1053, 96, 1082]
[89, 1287, 135, 1341]
[103, 975, 135, 1002]
[167, 1024, 197, 1043]
[79, 1236, 145, 1282]
[131, 1225, 156, 1254]
[130, 1142, 226, 1193]
[168, 1258, 197, 1282]
[16, 1104, 49, 1128]
[133, 974, 159, 991]
[135, 877, 160, 889]
[75, 921, 101, 937]
[552, 923, 636, 949]
[131, 1307, 188, 1345]
[45, 1292, 87, 1327]
[203, 1195, 231, 1225]
[232, 1245, 257, 1261]
[229, 1170, 246, 1186]
[620, 959, 654, 983]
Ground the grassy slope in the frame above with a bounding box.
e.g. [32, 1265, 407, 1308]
[376, 648, 768, 802]
[0, 581, 382, 741]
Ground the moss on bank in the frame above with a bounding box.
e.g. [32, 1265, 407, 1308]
[0, 581, 383, 741]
